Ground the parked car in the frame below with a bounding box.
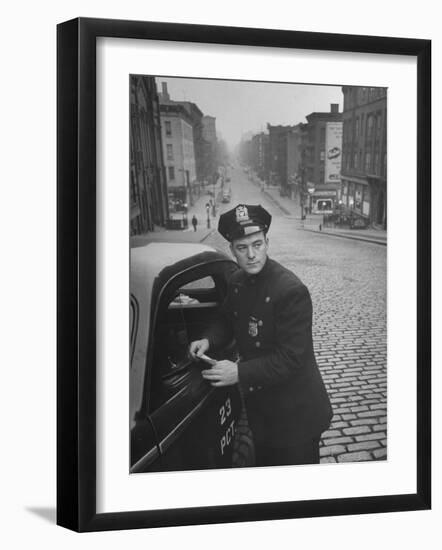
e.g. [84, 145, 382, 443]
[130, 242, 251, 473]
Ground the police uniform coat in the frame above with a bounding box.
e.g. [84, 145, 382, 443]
[206, 257, 332, 448]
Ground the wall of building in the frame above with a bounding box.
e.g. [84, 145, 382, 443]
[160, 109, 197, 208]
[129, 75, 169, 235]
[341, 86, 387, 227]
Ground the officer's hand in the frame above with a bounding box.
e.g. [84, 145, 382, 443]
[201, 360, 239, 387]
[189, 338, 209, 359]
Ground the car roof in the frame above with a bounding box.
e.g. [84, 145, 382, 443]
[131, 242, 217, 280]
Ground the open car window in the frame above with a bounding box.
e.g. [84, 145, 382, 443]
[148, 262, 236, 412]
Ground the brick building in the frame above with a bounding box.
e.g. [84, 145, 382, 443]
[340, 86, 387, 228]
[267, 124, 298, 193]
[286, 124, 306, 199]
[251, 132, 270, 182]
[159, 100, 197, 208]
[130, 75, 169, 235]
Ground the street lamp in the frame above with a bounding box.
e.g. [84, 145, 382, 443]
[212, 177, 217, 217]
[206, 204, 211, 228]
[306, 186, 315, 216]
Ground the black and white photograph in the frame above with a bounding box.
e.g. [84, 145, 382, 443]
[129, 76, 387, 473]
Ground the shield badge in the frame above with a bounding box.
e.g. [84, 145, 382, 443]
[248, 316, 259, 337]
[236, 205, 250, 224]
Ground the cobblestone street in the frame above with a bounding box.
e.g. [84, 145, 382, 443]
[137, 163, 388, 464]
[206, 166, 387, 464]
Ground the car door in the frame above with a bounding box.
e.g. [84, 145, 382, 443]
[137, 260, 243, 472]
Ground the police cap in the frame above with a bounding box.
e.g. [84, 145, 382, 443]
[218, 204, 272, 242]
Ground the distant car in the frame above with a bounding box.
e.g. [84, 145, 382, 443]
[130, 242, 249, 473]
[222, 189, 232, 203]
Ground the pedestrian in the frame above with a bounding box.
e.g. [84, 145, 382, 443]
[191, 214, 198, 232]
[189, 204, 332, 467]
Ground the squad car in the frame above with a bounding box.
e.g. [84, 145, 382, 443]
[130, 242, 251, 473]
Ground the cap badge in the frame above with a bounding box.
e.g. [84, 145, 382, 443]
[236, 205, 249, 224]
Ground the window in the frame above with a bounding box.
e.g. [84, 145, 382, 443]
[165, 120, 172, 136]
[168, 166, 175, 180]
[166, 144, 173, 160]
[365, 152, 372, 172]
[367, 115, 374, 140]
[149, 263, 237, 412]
[376, 113, 382, 138]
[374, 152, 380, 175]
[317, 199, 332, 211]
[353, 152, 358, 168]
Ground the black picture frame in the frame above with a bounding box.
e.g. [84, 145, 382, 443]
[57, 17, 431, 532]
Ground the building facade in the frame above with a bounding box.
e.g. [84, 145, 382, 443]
[302, 104, 343, 214]
[340, 86, 387, 228]
[159, 101, 197, 209]
[130, 75, 169, 235]
[267, 124, 299, 193]
[251, 132, 270, 183]
[286, 124, 306, 199]
[161, 84, 216, 188]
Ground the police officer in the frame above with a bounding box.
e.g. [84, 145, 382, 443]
[189, 203, 332, 467]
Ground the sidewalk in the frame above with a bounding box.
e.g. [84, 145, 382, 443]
[252, 176, 386, 246]
[130, 185, 220, 247]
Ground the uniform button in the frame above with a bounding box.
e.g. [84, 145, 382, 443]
[265, 296, 271, 303]
[258, 320, 263, 326]
[257, 386, 262, 390]
[249, 386, 254, 392]
[255, 341, 261, 348]
[234, 288, 239, 294]
[233, 311, 238, 318]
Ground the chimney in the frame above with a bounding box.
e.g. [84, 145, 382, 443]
[161, 82, 170, 102]
[330, 103, 339, 113]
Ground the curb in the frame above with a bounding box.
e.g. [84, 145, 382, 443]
[262, 186, 386, 246]
[244, 173, 387, 246]
[262, 189, 293, 216]
[302, 228, 387, 246]
[199, 228, 216, 243]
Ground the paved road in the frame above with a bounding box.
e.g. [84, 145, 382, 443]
[208, 164, 387, 464]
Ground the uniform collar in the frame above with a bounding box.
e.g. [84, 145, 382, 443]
[245, 257, 271, 286]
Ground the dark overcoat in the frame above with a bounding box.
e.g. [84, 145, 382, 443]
[206, 257, 332, 448]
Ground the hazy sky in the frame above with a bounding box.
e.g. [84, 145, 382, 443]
[156, 76, 343, 150]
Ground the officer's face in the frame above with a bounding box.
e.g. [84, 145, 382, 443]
[230, 231, 269, 275]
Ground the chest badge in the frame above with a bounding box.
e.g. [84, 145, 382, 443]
[248, 316, 259, 337]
